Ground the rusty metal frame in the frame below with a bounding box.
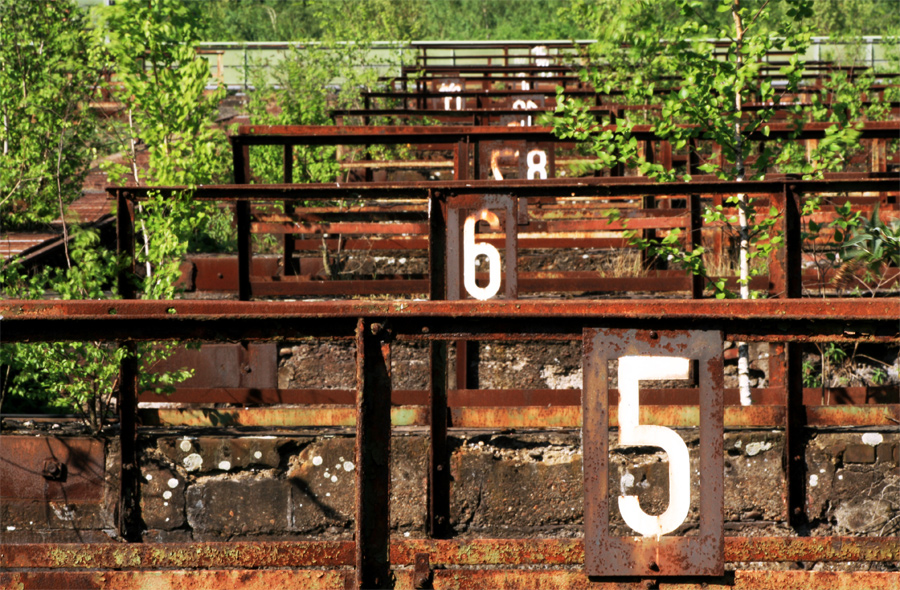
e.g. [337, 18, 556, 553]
[2, 302, 897, 589]
[583, 328, 724, 577]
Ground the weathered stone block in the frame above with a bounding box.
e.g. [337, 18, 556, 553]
[844, 444, 876, 464]
[140, 466, 185, 530]
[286, 436, 426, 535]
[724, 432, 785, 521]
[876, 443, 896, 465]
[186, 478, 290, 536]
[287, 438, 355, 534]
[834, 498, 893, 533]
[157, 436, 288, 474]
[450, 435, 583, 535]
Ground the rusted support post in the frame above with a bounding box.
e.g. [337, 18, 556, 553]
[689, 193, 703, 299]
[116, 191, 136, 300]
[283, 145, 296, 276]
[355, 318, 393, 589]
[687, 137, 701, 176]
[641, 195, 664, 270]
[428, 342, 450, 539]
[234, 142, 252, 301]
[428, 189, 451, 538]
[784, 340, 806, 529]
[454, 139, 469, 180]
[770, 184, 802, 298]
[118, 341, 140, 542]
[768, 183, 806, 528]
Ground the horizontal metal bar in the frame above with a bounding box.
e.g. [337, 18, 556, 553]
[0, 570, 350, 590]
[109, 173, 899, 202]
[139, 386, 897, 406]
[3, 569, 896, 590]
[2, 299, 895, 343]
[230, 122, 900, 143]
[4, 537, 895, 569]
[138, 404, 900, 428]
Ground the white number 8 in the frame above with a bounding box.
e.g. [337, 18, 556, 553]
[617, 356, 691, 538]
[526, 149, 547, 179]
[463, 209, 502, 300]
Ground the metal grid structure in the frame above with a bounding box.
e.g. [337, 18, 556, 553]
[3, 39, 900, 588]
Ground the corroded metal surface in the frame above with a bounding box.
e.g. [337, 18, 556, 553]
[1, 299, 896, 344]
[3, 538, 896, 569]
[0, 437, 105, 502]
[583, 329, 724, 576]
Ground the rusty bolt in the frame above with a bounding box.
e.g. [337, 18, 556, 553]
[649, 331, 659, 340]
[42, 459, 66, 482]
[421, 326, 430, 334]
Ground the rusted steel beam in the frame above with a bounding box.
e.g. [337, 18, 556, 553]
[117, 384, 900, 407]
[0, 570, 351, 590]
[108, 173, 899, 202]
[355, 318, 393, 589]
[2, 299, 895, 344]
[4, 538, 895, 569]
[0, 541, 354, 569]
[3, 568, 894, 590]
[230, 122, 900, 144]
[136, 404, 900, 429]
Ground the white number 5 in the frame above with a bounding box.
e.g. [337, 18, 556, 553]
[617, 356, 691, 538]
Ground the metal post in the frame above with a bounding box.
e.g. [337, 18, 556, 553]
[689, 193, 703, 299]
[283, 145, 296, 276]
[116, 191, 136, 300]
[118, 341, 140, 542]
[234, 143, 252, 300]
[355, 318, 393, 589]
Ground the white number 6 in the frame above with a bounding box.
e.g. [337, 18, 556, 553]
[463, 209, 502, 300]
[617, 356, 691, 538]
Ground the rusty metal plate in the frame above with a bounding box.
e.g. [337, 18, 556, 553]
[583, 329, 724, 577]
[446, 194, 517, 300]
[0, 436, 105, 502]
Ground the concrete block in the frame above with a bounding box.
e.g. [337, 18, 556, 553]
[186, 478, 290, 536]
[140, 466, 185, 530]
[844, 444, 876, 464]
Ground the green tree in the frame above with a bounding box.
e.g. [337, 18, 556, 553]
[97, 0, 233, 293]
[548, 0, 865, 404]
[0, 1, 103, 233]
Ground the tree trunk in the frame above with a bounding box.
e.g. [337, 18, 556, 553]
[733, 1, 752, 406]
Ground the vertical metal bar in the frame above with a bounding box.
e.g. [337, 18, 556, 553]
[783, 184, 802, 298]
[428, 341, 450, 538]
[116, 191, 136, 300]
[429, 190, 447, 301]
[234, 143, 252, 301]
[282, 145, 296, 276]
[785, 341, 806, 528]
[118, 341, 140, 542]
[505, 197, 518, 299]
[689, 193, 703, 299]
[687, 138, 700, 176]
[641, 195, 663, 270]
[355, 318, 392, 589]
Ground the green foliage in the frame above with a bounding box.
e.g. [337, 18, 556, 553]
[547, 0, 895, 298]
[197, 0, 583, 42]
[97, 0, 234, 256]
[0, 227, 192, 430]
[0, 1, 102, 229]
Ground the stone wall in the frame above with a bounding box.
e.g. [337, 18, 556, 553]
[3, 428, 895, 544]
